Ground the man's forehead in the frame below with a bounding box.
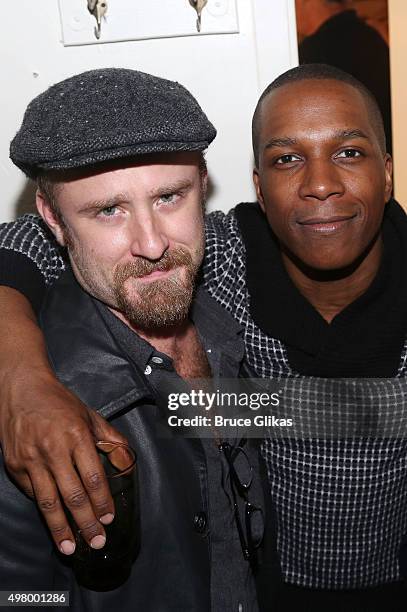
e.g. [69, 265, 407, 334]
[55, 156, 202, 209]
[259, 80, 374, 139]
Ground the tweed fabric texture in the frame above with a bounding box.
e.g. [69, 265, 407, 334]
[10, 68, 216, 179]
[1, 212, 407, 590]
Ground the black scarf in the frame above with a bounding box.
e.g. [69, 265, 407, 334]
[235, 199, 407, 377]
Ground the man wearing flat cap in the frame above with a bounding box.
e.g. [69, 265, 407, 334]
[0, 68, 270, 611]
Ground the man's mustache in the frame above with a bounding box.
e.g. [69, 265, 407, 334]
[114, 248, 192, 282]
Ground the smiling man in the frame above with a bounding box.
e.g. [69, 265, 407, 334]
[251, 70, 392, 328]
[0, 64, 406, 611]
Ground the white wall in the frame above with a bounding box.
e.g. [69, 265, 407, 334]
[0, 0, 298, 222]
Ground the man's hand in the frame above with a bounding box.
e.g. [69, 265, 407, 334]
[0, 287, 128, 554]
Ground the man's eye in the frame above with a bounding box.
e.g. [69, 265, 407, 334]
[100, 206, 118, 217]
[275, 154, 301, 165]
[158, 193, 179, 205]
[336, 149, 362, 159]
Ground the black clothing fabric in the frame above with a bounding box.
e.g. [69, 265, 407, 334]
[0, 249, 46, 312]
[0, 269, 267, 611]
[299, 10, 392, 154]
[0, 215, 65, 312]
[274, 580, 407, 612]
[235, 199, 407, 378]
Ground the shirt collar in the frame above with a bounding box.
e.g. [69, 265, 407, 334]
[93, 285, 244, 373]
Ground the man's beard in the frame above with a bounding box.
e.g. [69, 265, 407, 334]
[112, 246, 202, 330]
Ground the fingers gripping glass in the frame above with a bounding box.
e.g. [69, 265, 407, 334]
[219, 441, 264, 566]
[66, 441, 139, 591]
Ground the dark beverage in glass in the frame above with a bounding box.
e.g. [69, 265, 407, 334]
[67, 442, 139, 591]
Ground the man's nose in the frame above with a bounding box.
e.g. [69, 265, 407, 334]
[299, 159, 345, 201]
[128, 214, 169, 260]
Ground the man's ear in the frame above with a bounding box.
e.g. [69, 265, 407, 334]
[253, 168, 266, 213]
[384, 154, 393, 202]
[36, 191, 66, 247]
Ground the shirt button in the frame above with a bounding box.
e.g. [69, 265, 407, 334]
[144, 365, 152, 375]
[193, 512, 207, 534]
[151, 356, 163, 364]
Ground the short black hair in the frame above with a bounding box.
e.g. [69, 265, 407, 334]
[252, 63, 386, 166]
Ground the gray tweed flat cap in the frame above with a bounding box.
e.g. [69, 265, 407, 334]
[10, 68, 217, 179]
